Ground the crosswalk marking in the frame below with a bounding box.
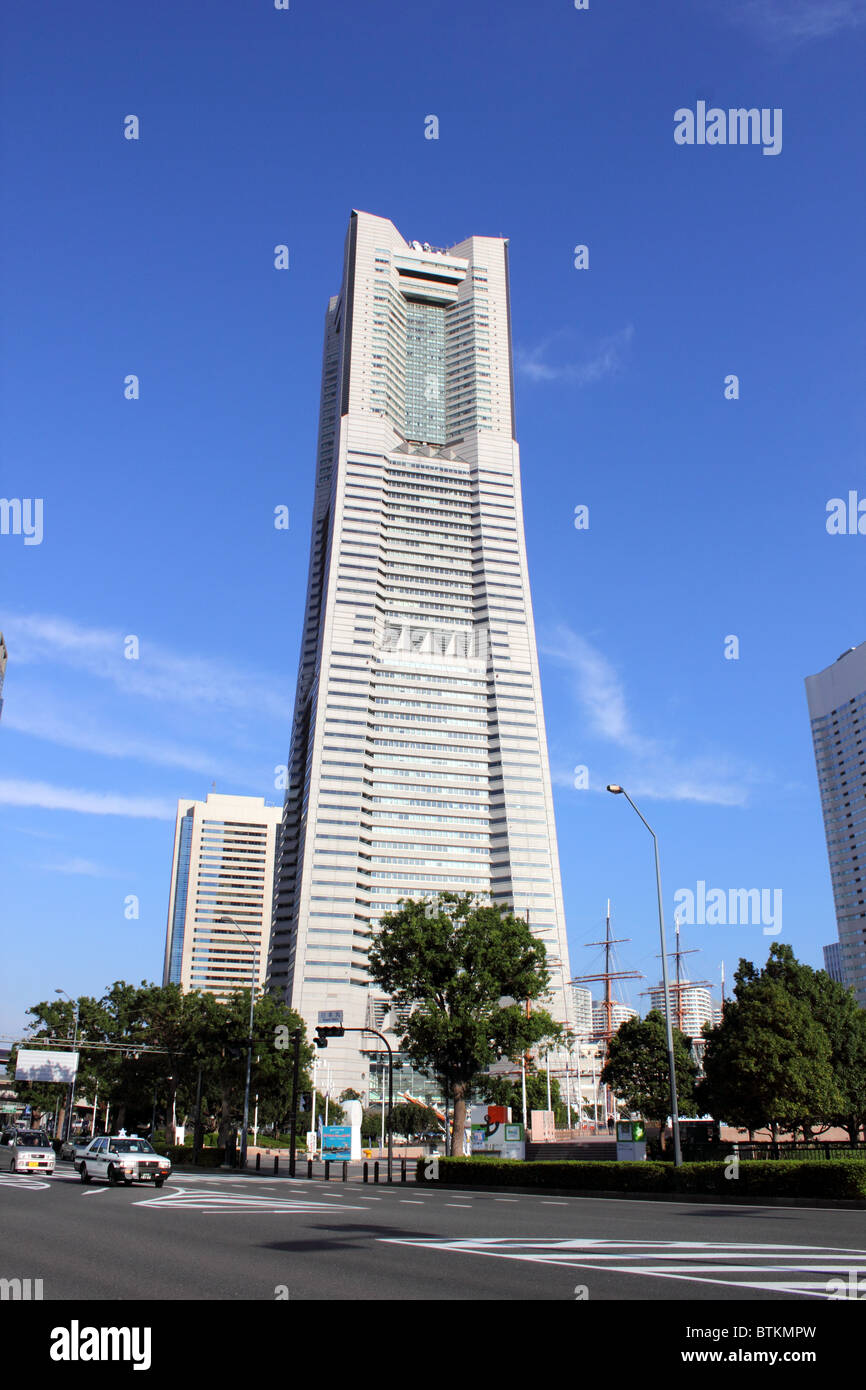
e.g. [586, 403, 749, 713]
[377, 1236, 866, 1297]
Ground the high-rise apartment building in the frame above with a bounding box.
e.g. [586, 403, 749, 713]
[267, 211, 574, 1093]
[572, 985, 594, 1036]
[805, 643, 866, 1007]
[163, 793, 282, 999]
[591, 1001, 636, 1038]
[647, 980, 715, 1040]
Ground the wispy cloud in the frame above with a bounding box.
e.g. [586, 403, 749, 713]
[36, 857, 125, 879]
[3, 695, 251, 782]
[724, 0, 866, 42]
[2, 614, 291, 721]
[541, 624, 757, 807]
[516, 325, 634, 386]
[0, 779, 175, 820]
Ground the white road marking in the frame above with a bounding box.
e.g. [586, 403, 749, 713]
[400, 1200, 424, 1205]
[134, 1185, 369, 1214]
[82, 1187, 111, 1196]
[0, 1174, 52, 1191]
[377, 1237, 866, 1298]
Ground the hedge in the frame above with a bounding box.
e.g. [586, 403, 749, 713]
[415, 1157, 866, 1200]
[153, 1144, 225, 1168]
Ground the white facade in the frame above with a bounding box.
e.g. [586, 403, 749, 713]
[806, 642, 866, 1007]
[591, 1000, 637, 1038]
[647, 981, 715, 1040]
[163, 793, 282, 999]
[267, 211, 574, 1093]
[572, 985, 594, 1036]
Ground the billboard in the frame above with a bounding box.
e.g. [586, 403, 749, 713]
[14, 1050, 78, 1083]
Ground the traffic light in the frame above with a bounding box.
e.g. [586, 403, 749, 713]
[314, 1025, 344, 1049]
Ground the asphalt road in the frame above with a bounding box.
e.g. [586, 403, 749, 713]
[3, 1161, 866, 1302]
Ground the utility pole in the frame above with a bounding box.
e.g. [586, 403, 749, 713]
[288, 1030, 301, 1177]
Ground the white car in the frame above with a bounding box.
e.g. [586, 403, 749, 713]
[0, 1129, 56, 1175]
[77, 1135, 171, 1187]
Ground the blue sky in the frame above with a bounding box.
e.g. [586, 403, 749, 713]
[1, 0, 864, 1033]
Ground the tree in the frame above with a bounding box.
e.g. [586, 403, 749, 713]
[367, 892, 560, 1157]
[761, 944, 866, 1141]
[600, 1010, 698, 1144]
[477, 1068, 568, 1126]
[697, 947, 848, 1139]
[388, 1102, 442, 1140]
[339, 1088, 361, 1103]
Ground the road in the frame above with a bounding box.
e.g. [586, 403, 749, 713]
[3, 1162, 866, 1301]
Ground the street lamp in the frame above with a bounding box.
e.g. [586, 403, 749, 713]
[606, 785, 682, 1166]
[217, 915, 258, 1170]
[55, 989, 79, 1143]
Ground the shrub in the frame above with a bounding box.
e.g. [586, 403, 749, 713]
[415, 1157, 866, 1200]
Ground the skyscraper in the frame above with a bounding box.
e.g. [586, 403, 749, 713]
[822, 941, 845, 984]
[163, 793, 282, 1000]
[267, 211, 574, 1093]
[805, 642, 866, 1007]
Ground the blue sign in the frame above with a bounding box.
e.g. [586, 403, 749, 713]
[321, 1125, 352, 1160]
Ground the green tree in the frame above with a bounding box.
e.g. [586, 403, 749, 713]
[477, 1068, 568, 1126]
[388, 1101, 442, 1140]
[697, 948, 847, 1139]
[761, 944, 866, 1141]
[367, 892, 560, 1156]
[600, 1010, 698, 1145]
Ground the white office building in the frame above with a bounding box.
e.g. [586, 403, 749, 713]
[806, 643, 866, 1007]
[267, 211, 574, 1092]
[163, 793, 282, 999]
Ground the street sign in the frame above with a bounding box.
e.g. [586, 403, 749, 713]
[317, 1010, 343, 1026]
[15, 1050, 78, 1083]
[321, 1125, 352, 1160]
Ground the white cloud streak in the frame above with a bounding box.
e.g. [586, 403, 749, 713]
[728, 0, 866, 41]
[0, 779, 175, 820]
[2, 614, 291, 721]
[541, 624, 756, 807]
[517, 325, 634, 386]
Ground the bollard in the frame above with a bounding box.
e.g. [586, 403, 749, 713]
[307, 1158, 313, 1179]
[274, 1154, 279, 1176]
[255, 1152, 261, 1172]
[363, 1162, 368, 1183]
[374, 1160, 379, 1184]
[324, 1161, 330, 1181]
[342, 1161, 348, 1182]
[401, 1157, 406, 1184]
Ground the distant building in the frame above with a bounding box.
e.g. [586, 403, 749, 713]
[822, 941, 845, 984]
[806, 642, 866, 1008]
[591, 1000, 637, 1039]
[163, 793, 282, 1000]
[647, 980, 715, 1040]
[571, 986, 593, 1036]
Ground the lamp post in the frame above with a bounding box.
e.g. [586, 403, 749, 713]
[606, 785, 682, 1166]
[55, 989, 79, 1142]
[217, 915, 258, 1170]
